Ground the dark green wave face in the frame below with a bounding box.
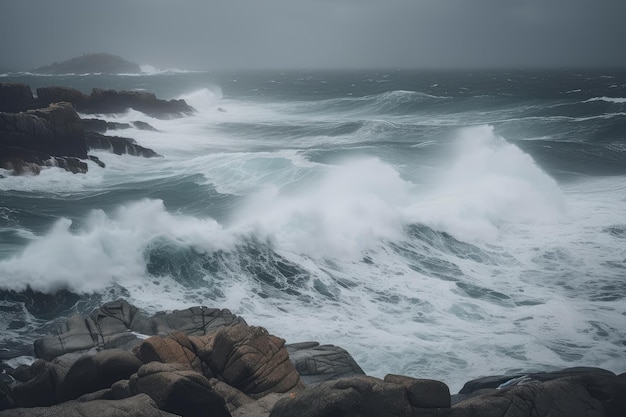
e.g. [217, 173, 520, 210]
[1, 69, 625, 392]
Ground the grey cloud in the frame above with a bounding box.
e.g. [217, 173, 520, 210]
[1, 0, 625, 70]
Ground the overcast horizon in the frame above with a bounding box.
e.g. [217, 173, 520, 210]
[1, 0, 625, 71]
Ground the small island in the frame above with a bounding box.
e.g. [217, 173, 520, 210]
[32, 53, 142, 75]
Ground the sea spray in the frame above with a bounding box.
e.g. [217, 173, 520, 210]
[0, 199, 232, 294]
[233, 157, 409, 259]
[410, 125, 566, 242]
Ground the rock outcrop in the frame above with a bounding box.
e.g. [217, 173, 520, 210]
[0, 102, 88, 175]
[0, 83, 172, 175]
[36, 86, 194, 119]
[85, 132, 161, 158]
[0, 84, 36, 113]
[34, 300, 246, 361]
[1, 394, 178, 416]
[1, 300, 624, 417]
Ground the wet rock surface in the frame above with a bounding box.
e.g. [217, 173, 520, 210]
[1, 300, 624, 417]
[0, 83, 180, 175]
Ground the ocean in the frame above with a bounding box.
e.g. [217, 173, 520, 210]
[1, 68, 625, 392]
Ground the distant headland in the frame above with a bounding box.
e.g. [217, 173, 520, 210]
[32, 53, 142, 75]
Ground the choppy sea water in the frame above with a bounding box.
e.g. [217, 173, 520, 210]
[1, 69, 625, 392]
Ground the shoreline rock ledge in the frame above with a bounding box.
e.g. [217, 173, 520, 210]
[0, 299, 624, 417]
[0, 82, 186, 175]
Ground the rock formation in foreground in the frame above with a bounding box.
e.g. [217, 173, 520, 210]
[0, 299, 623, 417]
[32, 53, 142, 75]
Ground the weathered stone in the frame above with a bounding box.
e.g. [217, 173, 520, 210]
[82, 118, 108, 133]
[0, 83, 36, 112]
[269, 375, 412, 417]
[287, 342, 365, 385]
[34, 314, 96, 361]
[452, 372, 626, 417]
[0, 102, 86, 156]
[131, 305, 247, 337]
[209, 324, 303, 399]
[458, 366, 617, 395]
[88, 154, 106, 168]
[60, 348, 142, 401]
[384, 374, 451, 409]
[0, 393, 178, 416]
[85, 132, 161, 157]
[231, 393, 286, 417]
[36, 86, 87, 107]
[10, 360, 61, 407]
[81, 88, 193, 119]
[106, 121, 132, 130]
[134, 120, 159, 131]
[0, 378, 14, 411]
[135, 332, 204, 374]
[129, 362, 231, 417]
[209, 378, 254, 412]
[34, 300, 246, 362]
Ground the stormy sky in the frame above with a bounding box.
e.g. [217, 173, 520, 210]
[1, 0, 625, 70]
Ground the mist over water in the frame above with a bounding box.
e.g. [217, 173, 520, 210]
[1, 69, 626, 392]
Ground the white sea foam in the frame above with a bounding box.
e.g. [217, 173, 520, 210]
[178, 87, 223, 112]
[233, 157, 409, 259]
[0, 199, 233, 294]
[408, 125, 565, 242]
[584, 96, 626, 104]
[139, 64, 202, 75]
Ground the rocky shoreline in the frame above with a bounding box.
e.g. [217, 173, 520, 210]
[0, 83, 193, 176]
[0, 299, 624, 416]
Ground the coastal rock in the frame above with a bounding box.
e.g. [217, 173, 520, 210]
[32, 53, 142, 75]
[106, 121, 132, 130]
[457, 366, 617, 395]
[129, 362, 231, 417]
[0, 82, 184, 175]
[82, 118, 159, 133]
[452, 371, 626, 417]
[85, 132, 161, 157]
[384, 374, 451, 409]
[0, 102, 89, 175]
[10, 360, 62, 408]
[134, 121, 159, 131]
[83, 88, 193, 119]
[286, 342, 365, 385]
[34, 299, 246, 361]
[81, 118, 108, 134]
[135, 332, 205, 374]
[0, 393, 178, 416]
[230, 393, 285, 417]
[6, 300, 626, 417]
[0, 102, 87, 158]
[0, 83, 36, 112]
[36, 86, 87, 107]
[34, 85, 193, 119]
[131, 304, 247, 337]
[269, 375, 413, 417]
[209, 378, 255, 412]
[59, 349, 142, 401]
[208, 324, 303, 399]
